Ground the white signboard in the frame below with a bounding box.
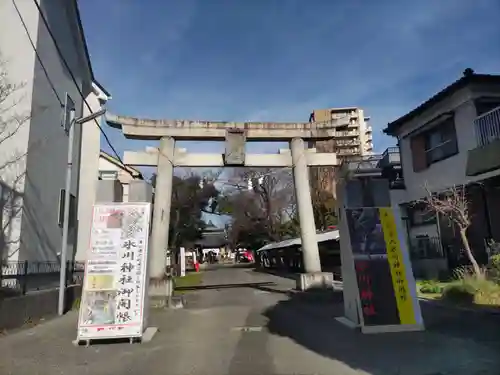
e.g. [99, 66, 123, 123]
[77, 203, 151, 341]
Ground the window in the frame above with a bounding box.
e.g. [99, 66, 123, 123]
[410, 115, 458, 171]
[58, 189, 76, 228]
[407, 203, 436, 226]
[62, 93, 75, 133]
[423, 117, 458, 165]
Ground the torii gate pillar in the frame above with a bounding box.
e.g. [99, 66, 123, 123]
[150, 137, 175, 279]
[290, 138, 321, 273]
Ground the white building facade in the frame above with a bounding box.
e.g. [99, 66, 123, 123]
[0, 0, 106, 263]
[384, 70, 500, 276]
[98, 151, 143, 202]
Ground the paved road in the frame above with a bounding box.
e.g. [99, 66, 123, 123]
[0, 264, 499, 375]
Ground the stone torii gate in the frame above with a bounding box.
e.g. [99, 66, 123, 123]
[106, 114, 342, 290]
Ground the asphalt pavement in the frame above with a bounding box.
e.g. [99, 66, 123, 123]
[0, 264, 498, 375]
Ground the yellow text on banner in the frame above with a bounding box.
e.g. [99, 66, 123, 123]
[378, 207, 416, 325]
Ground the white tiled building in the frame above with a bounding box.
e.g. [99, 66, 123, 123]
[309, 107, 373, 200]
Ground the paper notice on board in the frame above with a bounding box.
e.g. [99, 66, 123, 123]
[77, 203, 151, 340]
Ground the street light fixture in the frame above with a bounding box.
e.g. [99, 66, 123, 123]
[57, 105, 107, 316]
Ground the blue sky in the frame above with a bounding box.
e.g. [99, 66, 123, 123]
[80, 0, 500, 165]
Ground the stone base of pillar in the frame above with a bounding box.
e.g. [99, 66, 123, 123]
[150, 295, 185, 309]
[296, 272, 334, 291]
[149, 278, 185, 309]
[149, 278, 173, 299]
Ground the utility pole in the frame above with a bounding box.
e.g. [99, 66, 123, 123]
[57, 99, 107, 316]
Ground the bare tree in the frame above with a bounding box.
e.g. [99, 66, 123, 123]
[310, 166, 338, 230]
[220, 167, 297, 248]
[421, 184, 481, 277]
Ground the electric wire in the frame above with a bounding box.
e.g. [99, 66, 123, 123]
[29, 0, 138, 176]
[24, 0, 335, 180]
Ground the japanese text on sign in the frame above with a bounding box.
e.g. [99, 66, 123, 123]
[379, 207, 417, 325]
[77, 203, 151, 340]
[355, 260, 376, 318]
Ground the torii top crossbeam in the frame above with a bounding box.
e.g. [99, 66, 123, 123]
[106, 113, 346, 141]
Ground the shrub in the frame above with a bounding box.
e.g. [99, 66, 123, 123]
[419, 280, 442, 294]
[472, 277, 500, 306]
[442, 281, 475, 304]
[442, 275, 500, 306]
[489, 254, 500, 283]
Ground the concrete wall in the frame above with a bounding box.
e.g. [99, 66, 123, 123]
[398, 86, 500, 202]
[0, 284, 82, 330]
[17, 0, 92, 262]
[0, 1, 40, 262]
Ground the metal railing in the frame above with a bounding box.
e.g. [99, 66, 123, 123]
[1, 261, 85, 297]
[335, 139, 360, 146]
[378, 147, 401, 166]
[337, 148, 360, 155]
[474, 106, 500, 147]
[382, 146, 400, 155]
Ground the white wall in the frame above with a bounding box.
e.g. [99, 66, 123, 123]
[75, 88, 102, 261]
[98, 158, 140, 201]
[18, 0, 93, 262]
[398, 86, 500, 203]
[0, 1, 40, 261]
[0, 0, 96, 263]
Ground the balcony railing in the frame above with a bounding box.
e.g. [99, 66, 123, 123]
[378, 147, 401, 168]
[334, 130, 360, 137]
[474, 106, 500, 147]
[338, 148, 360, 155]
[335, 139, 360, 146]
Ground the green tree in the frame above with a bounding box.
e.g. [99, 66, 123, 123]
[151, 172, 220, 248]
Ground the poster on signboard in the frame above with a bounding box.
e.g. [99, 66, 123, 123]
[77, 203, 151, 341]
[345, 206, 422, 332]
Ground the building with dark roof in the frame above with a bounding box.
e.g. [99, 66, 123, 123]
[194, 226, 227, 250]
[383, 69, 500, 276]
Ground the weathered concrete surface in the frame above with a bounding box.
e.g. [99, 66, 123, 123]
[0, 265, 498, 375]
[106, 113, 342, 141]
[123, 148, 338, 168]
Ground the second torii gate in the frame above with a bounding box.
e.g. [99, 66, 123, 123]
[106, 113, 343, 290]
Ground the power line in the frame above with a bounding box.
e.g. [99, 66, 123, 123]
[27, 0, 322, 174]
[29, 0, 138, 176]
[11, 0, 64, 107]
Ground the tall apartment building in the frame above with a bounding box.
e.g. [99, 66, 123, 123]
[309, 107, 373, 198]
